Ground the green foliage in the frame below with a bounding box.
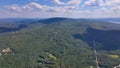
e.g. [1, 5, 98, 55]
[0, 18, 120, 68]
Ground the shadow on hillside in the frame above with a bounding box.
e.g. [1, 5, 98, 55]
[0, 24, 27, 33]
[73, 27, 120, 51]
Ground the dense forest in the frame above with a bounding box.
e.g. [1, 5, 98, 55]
[0, 18, 120, 68]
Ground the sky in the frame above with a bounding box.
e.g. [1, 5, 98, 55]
[0, 0, 120, 18]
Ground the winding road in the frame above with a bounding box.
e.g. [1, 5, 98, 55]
[93, 40, 100, 68]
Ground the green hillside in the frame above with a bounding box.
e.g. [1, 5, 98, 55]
[0, 18, 120, 68]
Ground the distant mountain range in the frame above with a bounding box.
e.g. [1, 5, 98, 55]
[0, 17, 120, 23]
[88, 17, 120, 23]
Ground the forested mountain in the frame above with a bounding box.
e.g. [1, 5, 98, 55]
[0, 18, 120, 68]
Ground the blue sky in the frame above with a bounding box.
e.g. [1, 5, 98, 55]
[0, 0, 120, 18]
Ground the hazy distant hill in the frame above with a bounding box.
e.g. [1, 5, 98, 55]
[89, 18, 120, 24]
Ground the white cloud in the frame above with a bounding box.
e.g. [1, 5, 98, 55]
[3, 2, 79, 18]
[99, 0, 105, 6]
[1, 0, 120, 18]
[84, 0, 120, 7]
[67, 0, 81, 5]
[5, 2, 47, 12]
[5, 2, 77, 13]
[54, 0, 65, 5]
[53, 0, 81, 5]
[23, 2, 43, 11]
[105, 0, 120, 6]
[29, 0, 39, 2]
[110, 6, 120, 13]
[5, 4, 22, 12]
[84, 0, 98, 6]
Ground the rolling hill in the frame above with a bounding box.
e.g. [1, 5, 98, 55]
[0, 18, 120, 68]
